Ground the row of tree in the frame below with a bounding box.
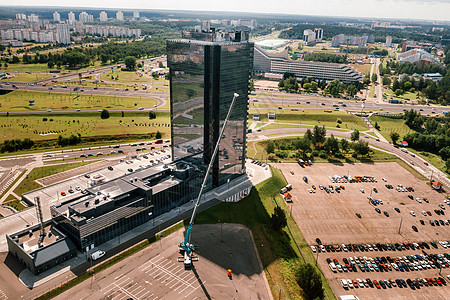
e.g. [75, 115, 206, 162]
[399, 110, 450, 172]
[278, 74, 361, 97]
[0, 138, 34, 153]
[265, 126, 371, 159]
[303, 52, 347, 64]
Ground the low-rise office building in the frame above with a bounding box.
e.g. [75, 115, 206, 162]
[254, 45, 362, 83]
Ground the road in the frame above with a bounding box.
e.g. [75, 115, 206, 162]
[250, 92, 445, 115]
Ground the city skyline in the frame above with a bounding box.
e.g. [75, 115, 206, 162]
[2, 0, 450, 22]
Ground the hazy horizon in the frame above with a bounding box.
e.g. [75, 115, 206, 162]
[2, 0, 450, 22]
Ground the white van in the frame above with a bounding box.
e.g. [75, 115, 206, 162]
[90, 250, 105, 261]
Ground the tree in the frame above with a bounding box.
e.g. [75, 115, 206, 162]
[353, 140, 370, 157]
[395, 89, 404, 96]
[270, 206, 287, 231]
[100, 53, 109, 64]
[249, 79, 255, 93]
[295, 263, 325, 300]
[100, 109, 110, 119]
[121, 111, 124, 118]
[158, 61, 164, 68]
[363, 77, 370, 85]
[382, 76, 391, 86]
[312, 125, 326, 147]
[124, 56, 136, 70]
[156, 131, 162, 139]
[350, 129, 360, 141]
[305, 129, 313, 142]
[303, 82, 311, 92]
[392, 79, 400, 92]
[390, 132, 400, 144]
[12, 56, 19, 64]
[371, 73, 377, 83]
[346, 84, 357, 97]
[47, 60, 54, 68]
[374, 121, 380, 130]
[340, 138, 349, 153]
[149, 111, 156, 119]
[324, 134, 340, 156]
[310, 81, 318, 92]
[152, 72, 159, 79]
[265, 141, 275, 154]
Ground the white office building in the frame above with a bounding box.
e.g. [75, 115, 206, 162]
[68, 12, 76, 22]
[303, 29, 316, 45]
[16, 14, 26, 20]
[386, 36, 392, 47]
[133, 11, 139, 19]
[99, 11, 108, 22]
[28, 14, 39, 23]
[253, 44, 363, 83]
[56, 23, 70, 44]
[53, 12, 61, 22]
[116, 11, 124, 21]
[79, 12, 94, 23]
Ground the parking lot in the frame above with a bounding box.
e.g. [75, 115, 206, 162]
[277, 162, 450, 299]
[54, 224, 270, 300]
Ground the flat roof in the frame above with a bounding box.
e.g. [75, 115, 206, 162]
[152, 177, 183, 194]
[16, 224, 63, 254]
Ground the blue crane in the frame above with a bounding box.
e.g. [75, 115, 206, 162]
[178, 93, 239, 269]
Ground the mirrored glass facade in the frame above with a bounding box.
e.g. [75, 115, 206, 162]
[167, 35, 253, 188]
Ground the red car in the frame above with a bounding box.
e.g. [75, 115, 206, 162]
[373, 280, 381, 289]
[389, 279, 396, 287]
[427, 211, 432, 216]
[61, 191, 66, 196]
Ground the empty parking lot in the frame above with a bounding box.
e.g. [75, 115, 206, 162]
[54, 224, 270, 300]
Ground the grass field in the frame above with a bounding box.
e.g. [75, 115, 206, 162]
[1, 73, 53, 82]
[369, 115, 413, 141]
[249, 109, 368, 131]
[383, 88, 418, 101]
[349, 63, 372, 75]
[14, 161, 94, 196]
[0, 111, 170, 143]
[196, 167, 335, 299]
[3, 199, 27, 211]
[408, 148, 447, 176]
[0, 90, 159, 111]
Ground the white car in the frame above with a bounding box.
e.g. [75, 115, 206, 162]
[410, 211, 416, 216]
[347, 279, 353, 288]
[382, 177, 387, 182]
[422, 211, 427, 216]
[360, 189, 365, 193]
[357, 278, 364, 288]
[310, 246, 317, 253]
[416, 198, 422, 203]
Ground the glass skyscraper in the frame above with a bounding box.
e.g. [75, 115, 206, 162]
[167, 27, 254, 188]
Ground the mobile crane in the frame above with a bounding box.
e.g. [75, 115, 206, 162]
[178, 92, 239, 269]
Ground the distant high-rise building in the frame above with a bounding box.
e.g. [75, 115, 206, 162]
[79, 12, 94, 23]
[386, 36, 392, 47]
[167, 29, 253, 188]
[237, 19, 257, 29]
[56, 23, 70, 44]
[303, 29, 316, 45]
[99, 11, 108, 22]
[314, 28, 323, 42]
[133, 11, 139, 19]
[116, 11, 124, 21]
[53, 12, 61, 22]
[16, 14, 26, 20]
[68, 12, 76, 22]
[27, 14, 39, 23]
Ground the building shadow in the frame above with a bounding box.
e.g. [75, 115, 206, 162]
[2, 252, 25, 277]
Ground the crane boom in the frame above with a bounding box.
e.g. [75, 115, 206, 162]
[179, 92, 240, 268]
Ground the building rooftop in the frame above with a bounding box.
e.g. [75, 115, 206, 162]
[15, 223, 64, 254]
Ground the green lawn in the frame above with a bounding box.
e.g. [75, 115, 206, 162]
[249, 109, 368, 131]
[14, 161, 95, 196]
[408, 149, 447, 176]
[0, 90, 158, 111]
[101, 70, 169, 85]
[349, 63, 372, 75]
[196, 167, 335, 299]
[369, 115, 412, 142]
[1, 73, 53, 82]
[0, 111, 170, 143]
[3, 199, 27, 211]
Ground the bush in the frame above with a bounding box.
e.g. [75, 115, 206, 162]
[100, 109, 110, 119]
[274, 150, 288, 159]
[336, 118, 342, 124]
[295, 263, 325, 300]
[319, 150, 328, 159]
[311, 150, 319, 157]
[155, 131, 162, 139]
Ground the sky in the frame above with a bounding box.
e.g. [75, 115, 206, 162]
[6, 0, 450, 22]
